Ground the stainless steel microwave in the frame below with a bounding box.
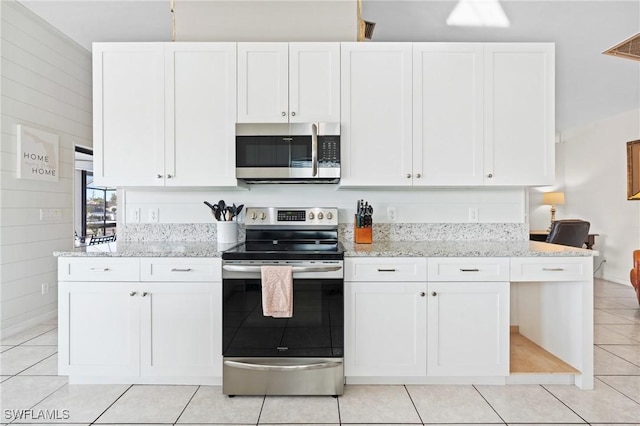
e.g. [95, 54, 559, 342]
[235, 123, 340, 183]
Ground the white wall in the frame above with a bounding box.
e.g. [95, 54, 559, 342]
[530, 108, 640, 285]
[175, 1, 357, 42]
[123, 187, 527, 225]
[0, 1, 92, 334]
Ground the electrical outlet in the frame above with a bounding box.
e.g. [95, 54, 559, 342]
[41, 282, 49, 295]
[39, 208, 62, 220]
[148, 208, 159, 223]
[468, 208, 479, 222]
[387, 207, 397, 222]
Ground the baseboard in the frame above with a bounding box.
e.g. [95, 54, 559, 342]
[598, 273, 631, 286]
[0, 309, 57, 340]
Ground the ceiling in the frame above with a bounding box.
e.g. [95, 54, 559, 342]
[16, 0, 640, 132]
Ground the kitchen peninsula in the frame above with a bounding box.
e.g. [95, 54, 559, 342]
[55, 239, 595, 390]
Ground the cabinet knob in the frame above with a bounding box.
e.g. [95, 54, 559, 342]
[282, 111, 286, 116]
[487, 173, 493, 178]
[431, 291, 437, 297]
[416, 173, 422, 178]
[129, 291, 137, 297]
[167, 174, 172, 179]
[156, 174, 162, 179]
[141, 292, 149, 297]
[291, 111, 296, 117]
[420, 292, 426, 297]
[406, 173, 412, 178]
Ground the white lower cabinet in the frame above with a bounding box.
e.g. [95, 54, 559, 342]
[345, 281, 427, 377]
[58, 257, 222, 383]
[427, 281, 509, 376]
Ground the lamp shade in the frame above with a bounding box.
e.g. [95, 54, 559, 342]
[542, 192, 565, 206]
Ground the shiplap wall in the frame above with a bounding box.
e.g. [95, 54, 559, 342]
[1, 1, 92, 334]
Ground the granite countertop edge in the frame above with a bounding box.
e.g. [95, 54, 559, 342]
[53, 240, 597, 258]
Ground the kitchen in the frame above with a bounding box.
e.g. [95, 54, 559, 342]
[2, 0, 640, 424]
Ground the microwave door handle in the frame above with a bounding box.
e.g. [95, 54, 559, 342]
[311, 123, 318, 177]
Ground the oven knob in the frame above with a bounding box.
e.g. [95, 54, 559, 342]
[318, 212, 324, 220]
[250, 212, 257, 220]
[327, 212, 333, 220]
[308, 212, 315, 220]
[260, 212, 267, 220]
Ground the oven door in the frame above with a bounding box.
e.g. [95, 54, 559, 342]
[221, 260, 344, 395]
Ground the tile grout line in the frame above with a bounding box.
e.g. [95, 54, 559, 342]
[173, 384, 200, 424]
[5, 375, 68, 425]
[336, 390, 342, 425]
[255, 394, 266, 425]
[540, 383, 589, 424]
[593, 375, 640, 406]
[471, 384, 507, 425]
[595, 344, 640, 369]
[88, 383, 133, 425]
[402, 385, 424, 425]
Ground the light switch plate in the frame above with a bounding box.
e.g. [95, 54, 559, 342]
[468, 208, 479, 222]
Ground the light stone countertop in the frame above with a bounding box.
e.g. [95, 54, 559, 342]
[54, 240, 596, 258]
[342, 240, 597, 257]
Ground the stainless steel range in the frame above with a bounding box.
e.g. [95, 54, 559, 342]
[221, 207, 344, 396]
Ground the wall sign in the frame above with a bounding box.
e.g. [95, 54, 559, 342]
[17, 125, 59, 182]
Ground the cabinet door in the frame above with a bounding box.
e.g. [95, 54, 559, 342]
[427, 281, 509, 376]
[345, 281, 427, 377]
[340, 43, 413, 186]
[165, 43, 237, 186]
[58, 282, 140, 377]
[413, 43, 484, 185]
[484, 43, 555, 185]
[93, 43, 164, 186]
[289, 43, 340, 123]
[237, 43, 288, 123]
[139, 282, 222, 377]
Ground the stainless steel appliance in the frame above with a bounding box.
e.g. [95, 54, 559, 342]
[222, 207, 344, 396]
[235, 123, 340, 183]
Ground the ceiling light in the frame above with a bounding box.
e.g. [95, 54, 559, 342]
[603, 32, 640, 62]
[446, 0, 510, 28]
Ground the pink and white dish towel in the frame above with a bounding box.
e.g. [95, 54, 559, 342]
[261, 265, 293, 318]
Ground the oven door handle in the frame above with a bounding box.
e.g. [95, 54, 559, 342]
[224, 360, 341, 372]
[222, 265, 342, 273]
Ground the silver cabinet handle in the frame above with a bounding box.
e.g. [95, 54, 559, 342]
[167, 174, 172, 178]
[406, 173, 411, 178]
[420, 292, 426, 297]
[170, 268, 192, 272]
[460, 268, 480, 272]
[311, 123, 318, 177]
[223, 265, 342, 273]
[431, 291, 437, 297]
[224, 360, 341, 372]
[291, 111, 296, 116]
[416, 173, 422, 178]
[281, 111, 286, 116]
[129, 291, 137, 297]
[157, 174, 162, 178]
[542, 267, 565, 271]
[487, 173, 493, 178]
[90, 267, 110, 272]
[141, 292, 149, 297]
[377, 268, 397, 272]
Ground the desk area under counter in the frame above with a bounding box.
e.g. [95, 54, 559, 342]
[342, 240, 595, 389]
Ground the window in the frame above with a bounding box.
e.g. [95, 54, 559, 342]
[83, 171, 117, 237]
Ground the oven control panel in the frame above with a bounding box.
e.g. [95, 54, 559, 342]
[245, 207, 339, 226]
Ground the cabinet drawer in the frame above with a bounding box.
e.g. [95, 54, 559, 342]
[510, 257, 592, 282]
[345, 258, 427, 282]
[427, 258, 510, 281]
[140, 258, 221, 282]
[58, 258, 140, 281]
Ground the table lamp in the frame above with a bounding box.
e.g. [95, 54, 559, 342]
[542, 191, 565, 231]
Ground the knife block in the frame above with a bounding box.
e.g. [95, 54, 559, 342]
[354, 217, 373, 244]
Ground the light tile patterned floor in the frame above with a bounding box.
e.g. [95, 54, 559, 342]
[1, 279, 639, 425]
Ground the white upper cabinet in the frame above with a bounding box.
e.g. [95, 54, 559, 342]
[413, 43, 484, 186]
[340, 43, 413, 186]
[237, 42, 340, 123]
[93, 43, 164, 187]
[165, 43, 237, 187]
[93, 42, 238, 187]
[484, 43, 555, 185]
